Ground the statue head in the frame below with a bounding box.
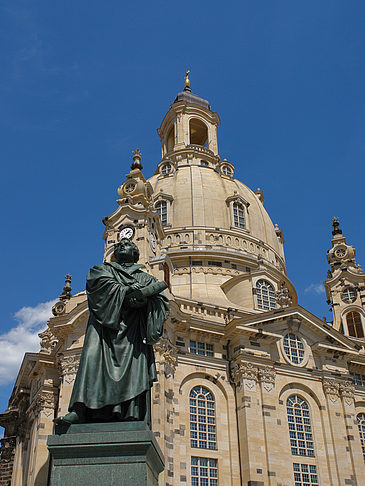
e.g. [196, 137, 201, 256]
[113, 238, 140, 264]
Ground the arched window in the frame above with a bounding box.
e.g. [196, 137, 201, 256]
[189, 118, 208, 146]
[166, 125, 174, 153]
[190, 386, 216, 450]
[356, 413, 365, 461]
[287, 395, 314, 457]
[155, 201, 167, 226]
[256, 279, 276, 310]
[233, 202, 245, 229]
[346, 311, 364, 338]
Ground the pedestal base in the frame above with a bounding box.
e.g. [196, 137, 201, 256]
[47, 421, 164, 486]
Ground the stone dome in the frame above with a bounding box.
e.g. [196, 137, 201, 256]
[149, 162, 286, 272]
[144, 85, 292, 308]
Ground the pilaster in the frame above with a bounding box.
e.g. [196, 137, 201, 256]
[322, 378, 355, 485]
[231, 359, 267, 485]
[26, 389, 58, 486]
[153, 337, 178, 486]
[339, 381, 365, 484]
[258, 366, 278, 486]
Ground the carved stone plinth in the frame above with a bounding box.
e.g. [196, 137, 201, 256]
[47, 422, 164, 486]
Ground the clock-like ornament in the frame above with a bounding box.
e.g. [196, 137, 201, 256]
[124, 182, 136, 194]
[335, 248, 346, 258]
[119, 224, 135, 240]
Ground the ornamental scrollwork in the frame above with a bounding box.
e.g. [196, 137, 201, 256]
[38, 327, 58, 354]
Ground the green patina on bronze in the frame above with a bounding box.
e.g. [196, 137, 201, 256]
[59, 238, 169, 424]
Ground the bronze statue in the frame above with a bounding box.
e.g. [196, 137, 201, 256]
[56, 238, 169, 425]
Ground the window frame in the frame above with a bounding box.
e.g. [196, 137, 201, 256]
[190, 340, 214, 357]
[155, 200, 168, 227]
[255, 278, 276, 311]
[225, 194, 250, 232]
[189, 385, 217, 451]
[293, 463, 319, 485]
[356, 412, 365, 462]
[345, 310, 364, 338]
[341, 286, 357, 304]
[286, 395, 315, 458]
[191, 456, 218, 486]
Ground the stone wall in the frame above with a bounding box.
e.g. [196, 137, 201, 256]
[0, 436, 16, 486]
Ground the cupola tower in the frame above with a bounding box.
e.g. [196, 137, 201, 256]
[325, 217, 365, 337]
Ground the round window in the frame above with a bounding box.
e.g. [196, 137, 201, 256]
[222, 165, 233, 177]
[161, 163, 172, 176]
[341, 287, 357, 303]
[283, 333, 305, 365]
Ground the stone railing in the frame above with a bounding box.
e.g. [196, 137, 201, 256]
[162, 228, 285, 273]
[186, 144, 214, 156]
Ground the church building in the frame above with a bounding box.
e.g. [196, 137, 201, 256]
[1, 75, 365, 486]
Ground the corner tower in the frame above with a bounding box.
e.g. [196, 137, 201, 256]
[325, 217, 365, 337]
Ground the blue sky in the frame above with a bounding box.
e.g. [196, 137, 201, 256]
[1, 1, 365, 413]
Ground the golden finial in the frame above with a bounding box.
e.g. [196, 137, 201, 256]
[184, 70, 190, 88]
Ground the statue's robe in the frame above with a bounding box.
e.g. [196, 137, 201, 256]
[69, 261, 169, 421]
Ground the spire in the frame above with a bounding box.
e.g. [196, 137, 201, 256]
[332, 217, 342, 236]
[131, 148, 143, 170]
[52, 274, 72, 316]
[59, 274, 72, 301]
[184, 70, 191, 92]
[326, 218, 357, 273]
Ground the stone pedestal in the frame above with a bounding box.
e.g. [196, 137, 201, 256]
[47, 421, 164, 486]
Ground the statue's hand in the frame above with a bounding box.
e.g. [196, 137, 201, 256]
[126, 282, 143, 294]
[125, 294, 147, 308]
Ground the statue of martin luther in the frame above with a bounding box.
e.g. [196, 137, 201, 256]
[56, 238, 169, 424]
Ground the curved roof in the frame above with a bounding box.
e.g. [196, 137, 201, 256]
[173, 89, 211, 110]
[149, 164, 284, 259]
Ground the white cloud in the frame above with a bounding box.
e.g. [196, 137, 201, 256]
[0, 300, 57, 386]
[304, 282, 325, 295]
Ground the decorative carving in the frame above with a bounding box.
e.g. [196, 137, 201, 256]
[231, 362, 258, 391]
[30, 391, 57, 418]
[340, 381, 355, 405]
[275, 283, 292, 308]
[38, 327, 58, 354]
[0, 409, 19, 437]
[154, 337, 178, 378]
[58, 354, 81, 384]
[131, 148, 143, 170]
[52, 275, 72, 316]
[323, 379, 340, 402]
[59, 274, 72, 301]
[332, 217, 342, 236]
[258, 366, 276, 392]
[0, 436, 16, 462]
